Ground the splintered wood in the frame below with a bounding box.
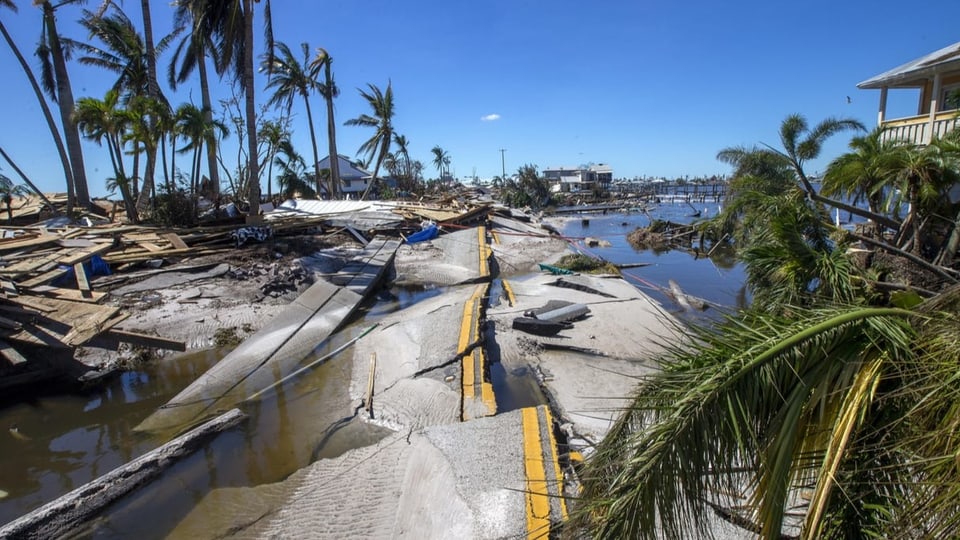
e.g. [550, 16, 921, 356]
[0, 223, 217, 370]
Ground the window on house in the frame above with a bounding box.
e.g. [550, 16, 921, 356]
[940, 83, 960, 111]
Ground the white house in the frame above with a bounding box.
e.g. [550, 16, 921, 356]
[542, 164, 614, 192]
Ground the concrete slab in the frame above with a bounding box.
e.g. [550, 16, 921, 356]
[347, 284, 480, 429]
[488, 216, 569, 277]
[393, 226, 490, 286]
[136, 238, 400, 434]
[490, 273, 685, 442]
[169, 408, 557, 539]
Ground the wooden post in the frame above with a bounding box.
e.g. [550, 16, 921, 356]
[365, 352, 377, 418]
[877, 86, 888, 127]
[928, 73, 942, 144]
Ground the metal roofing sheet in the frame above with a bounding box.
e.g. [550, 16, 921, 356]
[858, 40, 960, 89]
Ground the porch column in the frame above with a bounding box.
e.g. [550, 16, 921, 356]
[877, 87, 888, 126]
[927, 73, 942, 143]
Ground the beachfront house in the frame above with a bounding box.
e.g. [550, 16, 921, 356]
[542, 164, 613, 193]
[858, 40, 960, 145]
[316, 155, 395, 198]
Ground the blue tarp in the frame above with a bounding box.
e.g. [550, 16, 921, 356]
[406, 224, 439, 244]
[51, 254, 112, 287]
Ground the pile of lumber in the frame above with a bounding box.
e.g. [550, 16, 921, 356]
[0, 223, 231, 386]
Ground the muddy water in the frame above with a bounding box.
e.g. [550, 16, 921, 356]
[0, 288, 426, 536]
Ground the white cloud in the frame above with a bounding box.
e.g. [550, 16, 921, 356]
[481, 113, 501, 122]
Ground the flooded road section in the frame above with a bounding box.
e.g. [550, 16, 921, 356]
[0, 278, 542, 538]
[0, 205, 746, 536]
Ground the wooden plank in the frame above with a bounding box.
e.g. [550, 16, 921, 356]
[0, 251, 65, 275]
[1, 279, 17, 296]
[162, 232, 188, 250]
[19, 267, 72, 289]
[0, 315, 22, 330]
[32, 287, 107, 303]
[59, 242, 113, 266]
[137, 242, 165, 252]
[74, 262, 92, 299]
[105, 329, 186, 351]
[6, 296, 57, 313]
[0, 234, 60, 253]
[61, 302, 121, 346]
[0, 339, 28, 365]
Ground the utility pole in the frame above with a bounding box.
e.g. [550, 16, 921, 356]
[499, 148, 506, 180]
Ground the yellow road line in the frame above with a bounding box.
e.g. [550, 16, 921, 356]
[502, 279, 517, 307]
[478, 226, 489, 278]
[542, 406, 568, 519]
[522, 407, 551, 539]
[491, 230, 502, 245]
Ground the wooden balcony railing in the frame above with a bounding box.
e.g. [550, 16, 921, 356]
[881, 110, 960, 145]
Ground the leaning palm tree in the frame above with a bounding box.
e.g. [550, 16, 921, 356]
[718, 114, 899, 232]
[822, 127, 906, 228]
[262, 41, 323, 195]
[170, 0, 223, 203]
[344, 81, 394, 200]
[0, 0, 71, 214]
[35, 0, 91, 209]
[203, 0, 274, 219]
[311, 47, 340, 198]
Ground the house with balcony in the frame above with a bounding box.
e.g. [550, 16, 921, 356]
[316, 155, 395, 198]
[858, 40, 960, 145]
[542, 164, 613, 193]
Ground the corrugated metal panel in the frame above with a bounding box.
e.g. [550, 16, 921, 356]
[858, 41, 960, 89]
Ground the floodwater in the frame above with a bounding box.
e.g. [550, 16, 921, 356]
[0, 202, 748, 536]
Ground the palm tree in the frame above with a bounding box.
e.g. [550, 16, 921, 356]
[718, 115, 900, 231]
[311, 48, 340, 198]
[203, 0, 274, 219]
[175, 102, 228, 209]
[344, 81, 394, 200]
[36, 0, 91, 209]
[74, 6, 173, 215]
[822, 127, 906, 223]
[0, 0, 71, 215]
[888, 138, 960, 255]
[272, 139, 315, 199]
[170, 0, 223, 205]
[0, 172, 29, 223]
[257, 118, 288, 200]
[573, 290, 960, 539]
[262, 41, 323, 195]
[775, 114, 865, 194]
[431, 145, 449, 179]
[73, 90, 137, 222]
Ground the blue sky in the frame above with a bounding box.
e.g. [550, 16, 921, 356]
[1, 0, 959, 198]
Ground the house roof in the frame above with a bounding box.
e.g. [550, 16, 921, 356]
[317, 155, 372, 179]
[858, 40, 960, 89]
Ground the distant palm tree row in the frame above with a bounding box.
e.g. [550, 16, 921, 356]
[0, 1, 453, 224]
